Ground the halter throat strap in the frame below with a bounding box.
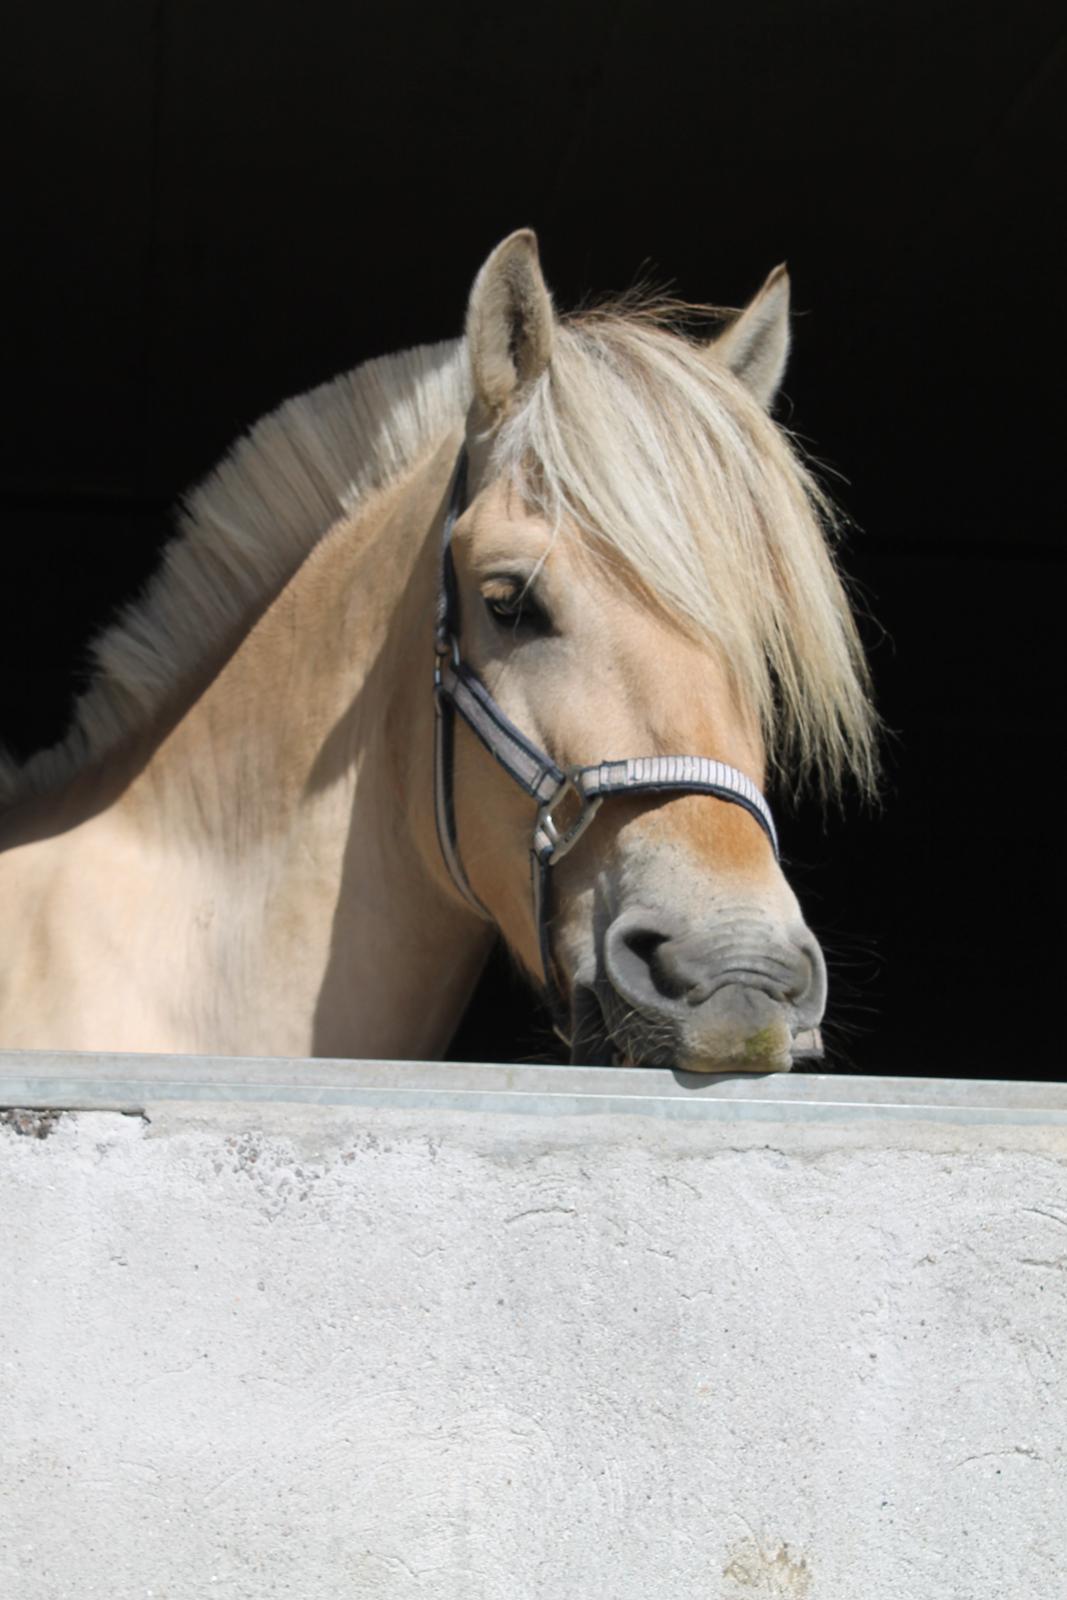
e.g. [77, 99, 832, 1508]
[432, 445, 780, 1019]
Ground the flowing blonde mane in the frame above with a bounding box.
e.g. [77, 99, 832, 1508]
[495, 306, 877, 798]
[1, 304, 876, 808]
[0, 340, 471, 806]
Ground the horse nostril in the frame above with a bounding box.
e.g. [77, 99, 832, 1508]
[786, 932, 827, 1022]
[783, 945, 813, 1004]
[623, 927, 667, 968]
[615, 923, 690, 1003]
[605, 909, 829, 1027]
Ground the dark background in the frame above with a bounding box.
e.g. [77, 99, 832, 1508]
[4, 2, 1063, 1078]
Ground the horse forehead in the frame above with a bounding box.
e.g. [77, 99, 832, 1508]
[462, 480, 553, 558]
[461, 485, 637, 610]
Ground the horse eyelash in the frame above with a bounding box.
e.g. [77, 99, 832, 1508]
[483, 579, 551, 634]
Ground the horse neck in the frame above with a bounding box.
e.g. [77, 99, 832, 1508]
[112, 432, 491, 1057]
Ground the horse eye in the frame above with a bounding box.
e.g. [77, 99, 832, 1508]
[483, 580, 550, 635]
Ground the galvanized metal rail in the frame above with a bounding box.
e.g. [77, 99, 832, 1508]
[2, 1049, 1064, 1127]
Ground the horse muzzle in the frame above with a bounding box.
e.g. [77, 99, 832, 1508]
[572, 905, 827, 1072]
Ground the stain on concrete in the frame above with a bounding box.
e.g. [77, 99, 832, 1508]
[723, 1539, 811, 1596]
[0, 1107, 65, 1139]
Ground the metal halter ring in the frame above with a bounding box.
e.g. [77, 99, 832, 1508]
[534, 772, 603, 865]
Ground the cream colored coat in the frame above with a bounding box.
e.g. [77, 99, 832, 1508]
[0, 233, 875, 1068]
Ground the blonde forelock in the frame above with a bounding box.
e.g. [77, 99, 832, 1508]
[491, 307, 878, 799]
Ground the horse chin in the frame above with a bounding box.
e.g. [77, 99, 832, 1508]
[566, 980, 687, 1070]
[567, 981, 820, 1073]
[567, 983, 619, 1066]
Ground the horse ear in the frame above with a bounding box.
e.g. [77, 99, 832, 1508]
[710, 264, 791, 409]
[466, 230, 556, 420]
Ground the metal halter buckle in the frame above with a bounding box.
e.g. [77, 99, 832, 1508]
[536, 771, 603, 864]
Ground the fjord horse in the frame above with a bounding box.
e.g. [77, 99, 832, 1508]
[0, 232, 875, 1069]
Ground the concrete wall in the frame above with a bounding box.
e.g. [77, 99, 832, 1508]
[2, 1053, 1065, 1599]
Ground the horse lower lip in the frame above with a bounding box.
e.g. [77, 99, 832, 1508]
[570, 987, 821, 1072]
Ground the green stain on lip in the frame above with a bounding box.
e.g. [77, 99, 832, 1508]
[739, 1025, 792, 1069]
[742, 1026, 779, 1060]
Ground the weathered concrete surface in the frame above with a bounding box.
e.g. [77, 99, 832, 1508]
[1, 1057, 1065, 1599]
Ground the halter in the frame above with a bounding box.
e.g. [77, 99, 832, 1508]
[433, 446, 780, 1028]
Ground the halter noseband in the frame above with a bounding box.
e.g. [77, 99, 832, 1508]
[432, 446, 780, 1027]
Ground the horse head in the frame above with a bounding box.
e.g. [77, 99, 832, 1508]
[440, 232, 876, 1071]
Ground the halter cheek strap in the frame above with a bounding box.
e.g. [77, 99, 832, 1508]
[432, 446, 780, 1025]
